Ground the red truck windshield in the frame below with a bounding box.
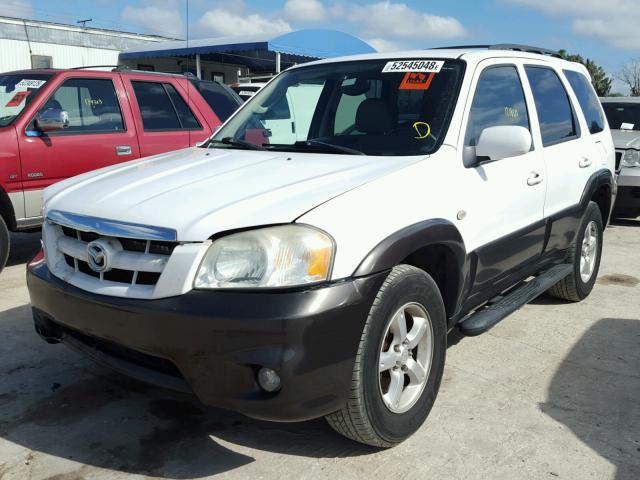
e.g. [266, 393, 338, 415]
[0, 73, 52, 127]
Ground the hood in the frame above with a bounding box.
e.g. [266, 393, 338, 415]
[611, 129, 640, 150]
[45, 147, 422, 240]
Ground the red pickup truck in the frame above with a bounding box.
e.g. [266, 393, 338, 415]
[0, 67, 242, 272]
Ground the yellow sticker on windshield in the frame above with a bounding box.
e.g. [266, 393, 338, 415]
[413, 121, 431, 140]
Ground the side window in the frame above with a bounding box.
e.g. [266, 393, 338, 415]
[525, 66, 578, 146]
[131, 81, 201, 131]
[563, 70, 605, 134]
[464, 65, 530, 149]
[39, 78, 124, 133]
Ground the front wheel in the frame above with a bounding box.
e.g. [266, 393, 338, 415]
[325, 265, 446, 447]
[547, 201, 603, 301]
[0, 216, 9, 275]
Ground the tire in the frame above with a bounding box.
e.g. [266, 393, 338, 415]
[547, 201, 603, 302]
[0, 215, 9, 275]
[325, 265, 447, 447]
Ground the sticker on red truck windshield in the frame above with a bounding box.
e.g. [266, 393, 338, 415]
[5, 90, 30, 107]
[382, 60, 444, 73]
[15, 79, 46, 89]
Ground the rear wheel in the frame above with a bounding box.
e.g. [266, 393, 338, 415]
[547, 201, 603, 301]
[325, 265, 446, 447]
[0, 216, 9, 275]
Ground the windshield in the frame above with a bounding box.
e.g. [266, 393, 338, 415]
[602, 102, 640, 131]
[210, 59, 464, 156]
[0, 73, 52, 127]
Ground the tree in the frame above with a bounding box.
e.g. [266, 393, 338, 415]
[616, 59, 640, 97]
[558, 49, 612, 96]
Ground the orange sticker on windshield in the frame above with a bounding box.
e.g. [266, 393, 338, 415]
[399, 72, 435, 90]
[5, 90, 30, 107]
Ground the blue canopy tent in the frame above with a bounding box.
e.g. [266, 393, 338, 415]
[119, 29, 376, 78]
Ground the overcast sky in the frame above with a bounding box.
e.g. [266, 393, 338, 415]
[6, 0, 639, 93]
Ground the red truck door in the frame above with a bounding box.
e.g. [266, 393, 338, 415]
[122, 74, 214, 157]
[18, 72, 140, 218]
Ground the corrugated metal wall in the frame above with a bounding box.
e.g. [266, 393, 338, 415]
[0, 17, 170, 73]
[1, 38, 119, 71]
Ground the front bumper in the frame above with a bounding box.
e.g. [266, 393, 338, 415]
[27, 262, 386, 422]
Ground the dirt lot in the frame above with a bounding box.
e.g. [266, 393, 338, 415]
[0, 223, 638, 480]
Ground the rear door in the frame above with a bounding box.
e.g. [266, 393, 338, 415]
[19, 73, 139, 218]
[522, 64, 595, 217]
[124, 76, 212, 157]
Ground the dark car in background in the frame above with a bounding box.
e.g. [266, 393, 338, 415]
[601, 97, 640, 218]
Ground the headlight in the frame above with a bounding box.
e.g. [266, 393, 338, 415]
[194, 225, 334, 289]
[622, 149, 640, 168]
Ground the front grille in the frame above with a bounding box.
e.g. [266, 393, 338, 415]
[631, 187, 640, 199]
[52, 223, 178, 287]
[63, 325, 184, 379]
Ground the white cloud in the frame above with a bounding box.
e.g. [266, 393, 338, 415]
[283, 0, 326, 22]
[349, 1, 466, 40]
[504, 0, 640, 49]
[121, 1, 184, 38]
[199, 8, 292, 37]
[367, 37, 404, 52]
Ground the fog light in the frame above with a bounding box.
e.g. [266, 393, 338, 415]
[258, 367, 281, 392]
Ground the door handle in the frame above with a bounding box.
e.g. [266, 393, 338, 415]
[579, 157, 592, 168]
[527, 171, 543, 186]
[116, 145, 132, 156]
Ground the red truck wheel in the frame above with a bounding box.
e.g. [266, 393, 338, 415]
[0, 216, 9, 274]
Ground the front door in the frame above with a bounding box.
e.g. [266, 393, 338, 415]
[457, 61, 547, 301]
[19, 75, 139, 218]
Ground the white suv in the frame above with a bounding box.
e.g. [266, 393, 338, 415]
[27, 45, 615, 447]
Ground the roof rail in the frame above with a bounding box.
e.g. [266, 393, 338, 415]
[70, 65, 125, 70]
[489, 44, 561, 58]
[431, 44, 562, 58]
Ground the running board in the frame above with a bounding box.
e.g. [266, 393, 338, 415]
[458, 264, 573, 336]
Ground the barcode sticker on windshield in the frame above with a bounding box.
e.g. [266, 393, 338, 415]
[382, 60, 444, 73]
[15, 79, 46, 89]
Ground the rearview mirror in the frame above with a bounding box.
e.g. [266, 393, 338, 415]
[475, 126, 532, 163]
[35, 108, 69, 133]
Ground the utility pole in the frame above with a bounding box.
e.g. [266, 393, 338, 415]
[77, 19, 92, 28]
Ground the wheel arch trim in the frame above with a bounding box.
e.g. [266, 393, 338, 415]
[0, 186, 17, 230]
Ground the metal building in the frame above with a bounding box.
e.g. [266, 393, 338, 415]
[118, 29, 376, 84]
[0, 16, 172, 72]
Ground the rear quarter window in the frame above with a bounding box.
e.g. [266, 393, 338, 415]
[563, 70, 605, 134]
[192, 81, 242, 122]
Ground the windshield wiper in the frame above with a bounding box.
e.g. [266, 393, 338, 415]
[208, 137, 266, 151]
[262, 139, 364, 155]
[303, 139, 365, 155]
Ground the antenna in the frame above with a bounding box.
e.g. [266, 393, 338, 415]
[186, 0, 191, 149]
[77, 18, 92, 28]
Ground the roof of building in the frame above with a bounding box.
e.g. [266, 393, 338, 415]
[119, 29, 376, 70]
[0, 15, 173, 51]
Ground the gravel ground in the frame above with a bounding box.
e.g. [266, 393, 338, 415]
[0, 221, 638, 480]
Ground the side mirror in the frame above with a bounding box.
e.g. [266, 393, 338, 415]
[474, 126, 532, 163]
[35, 108, 69, 133]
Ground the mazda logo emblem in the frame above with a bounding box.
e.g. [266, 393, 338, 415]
[87, 240, 111, 273]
